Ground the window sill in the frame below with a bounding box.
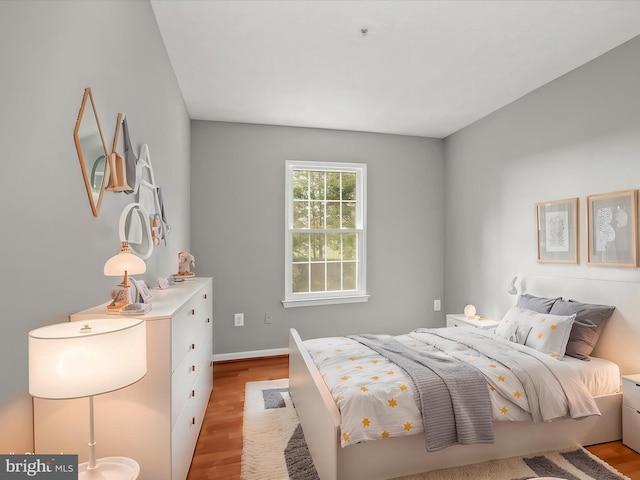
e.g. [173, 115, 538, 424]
[282, 294, 370, 309]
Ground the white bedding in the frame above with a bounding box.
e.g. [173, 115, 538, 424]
[562, 355, 621, 397]
[304, 327, 620, 448]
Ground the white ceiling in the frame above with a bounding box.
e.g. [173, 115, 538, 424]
[151, 1, 640, 138]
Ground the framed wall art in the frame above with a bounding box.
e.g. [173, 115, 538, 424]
[587, 189, 638, 267]
[535, 198, 578, 263]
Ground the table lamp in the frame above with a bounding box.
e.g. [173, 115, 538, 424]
[463, 304, 477, 319]
[29, 318, 147, 480]
[104, 241, 146, 311]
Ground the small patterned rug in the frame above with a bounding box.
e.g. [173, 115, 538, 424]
[241, 379, 319, 480]
[241, 379, 629, 480]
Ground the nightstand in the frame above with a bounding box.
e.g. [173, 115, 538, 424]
[622, 374, 640, 453]
[446, 314, 499, 330]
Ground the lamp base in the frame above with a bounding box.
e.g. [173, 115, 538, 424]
[78, 456, 140, 480]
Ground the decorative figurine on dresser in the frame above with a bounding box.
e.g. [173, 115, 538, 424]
[33, 277, 213, 480]
[173, 251, 195, 281]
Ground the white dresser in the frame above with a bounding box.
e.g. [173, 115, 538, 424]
[622, 373, 640, 453]
[34, 278, 213, 480]
[445, 313, 499, 330]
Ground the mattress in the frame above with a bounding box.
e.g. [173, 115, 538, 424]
[561, 355, 621, 397]
[304, 328, 620, 448]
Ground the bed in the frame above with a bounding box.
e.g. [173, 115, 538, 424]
[289, 276, 640, 480]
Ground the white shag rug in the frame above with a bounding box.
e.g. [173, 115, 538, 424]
[390, 447, 631, 480]
[241, 379, 319, 480]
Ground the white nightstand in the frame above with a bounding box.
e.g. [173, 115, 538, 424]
[622, 374, 640, 453]
[446, 314, 499, 330]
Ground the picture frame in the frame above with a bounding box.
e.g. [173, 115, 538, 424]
[130, 278, 152, 303]
[535, 198, 578, 264]
[587, 189, 638, 267]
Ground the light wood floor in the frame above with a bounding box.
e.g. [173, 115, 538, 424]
[187, 355, 640, 480]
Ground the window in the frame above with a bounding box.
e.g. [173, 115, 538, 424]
[283, 161, 368, 308]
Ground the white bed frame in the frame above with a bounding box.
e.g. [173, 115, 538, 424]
[289, 275, 640, 480]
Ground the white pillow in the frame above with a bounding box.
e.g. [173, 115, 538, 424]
[497, 306, 576, 359]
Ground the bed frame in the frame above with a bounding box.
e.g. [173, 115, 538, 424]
[289, 275, 640, 480]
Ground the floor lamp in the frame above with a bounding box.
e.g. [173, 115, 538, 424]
[29, 318, 147, 480]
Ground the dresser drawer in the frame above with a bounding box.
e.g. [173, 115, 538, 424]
[172, 335, 212, 427]
[172, 348, 199, 427]
[446, 317, 464, 328]
[623, 376, 640, 409]
[172, 299, 210, 371]
[172, 361, 212, 480]
[623, 404, 640, 453]
[172, 305, 197, 371]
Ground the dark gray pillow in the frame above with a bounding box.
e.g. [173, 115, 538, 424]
[516, 294, 561, 314]
[549, 300, 615, 360]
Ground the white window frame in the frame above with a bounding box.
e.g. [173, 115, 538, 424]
[282, 160, 369, 308]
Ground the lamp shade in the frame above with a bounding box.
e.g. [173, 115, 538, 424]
[463, 304, 476, 318]
[28, 318, 146, 399]
[104, 241, 146, 277]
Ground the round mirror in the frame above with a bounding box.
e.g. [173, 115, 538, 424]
[74, 88, 109, 217]
[119, 203, 153, 259]
[90, 155, 107, 192]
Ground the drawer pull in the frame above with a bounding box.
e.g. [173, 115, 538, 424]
[191, 308, 196, 315]
[203, 293, 208, 300]
[191, 365, 196, 372]
[191, 343, 196, 350]
[207, 318, 211, 323]
[192, 389, 195, 397]
[191, 417, 195, 425]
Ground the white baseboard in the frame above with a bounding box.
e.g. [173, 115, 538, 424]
[212, 347, 288, 362]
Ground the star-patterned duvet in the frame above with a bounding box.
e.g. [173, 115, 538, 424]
[303, 327, 602, 448]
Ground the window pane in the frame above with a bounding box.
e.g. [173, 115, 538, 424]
[343, 233, 357, 260]
[309, 171, 325, 200]
[326, 202, 340, 229]
[292, 264, 309, 293]
[310, 263, 325, 292]
[327, 263, 341, 291]
[342, 202, 356, 228]
[326, 233, 341, 260]
[310, 233, 325, 261]
[326, 172, 341, 200]
[293, 171, 309, 200]
[343, 262, 356, 290]
[342, 173, 356, 200]
[309, 201, 325, 228]
[285, 161, 366, 304]
[292, 233, 309, 261]
[293, 201, 309, 229]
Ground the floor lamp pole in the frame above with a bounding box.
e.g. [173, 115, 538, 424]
[87, 395, 97, 470]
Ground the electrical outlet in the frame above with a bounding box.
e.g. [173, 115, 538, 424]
[234, 313, 244, 327]
[264, 313, 272, 324]
[434, 299, 441, 311]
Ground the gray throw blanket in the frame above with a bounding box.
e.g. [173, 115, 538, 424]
[350, 334, 494, 451]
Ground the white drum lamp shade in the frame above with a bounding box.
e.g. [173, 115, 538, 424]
[29, 318, 146, 479]
[29, 318, 147, 399]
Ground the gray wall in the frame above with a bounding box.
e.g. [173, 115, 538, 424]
[444, 35, 640, 320]
[0, 1, 190, 453]
[191, 122, 445, 355]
